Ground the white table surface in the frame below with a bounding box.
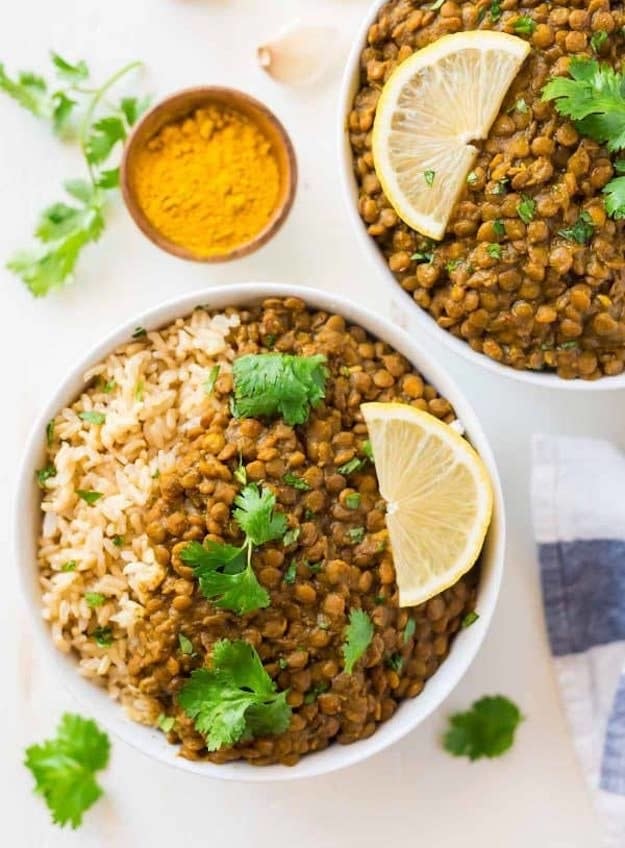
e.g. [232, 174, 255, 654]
[0, 1, 615, 845]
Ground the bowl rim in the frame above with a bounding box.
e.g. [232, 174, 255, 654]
[120, 86, 298, 263]
[336, 0, 625, 391]
[15, 282, 505, 782]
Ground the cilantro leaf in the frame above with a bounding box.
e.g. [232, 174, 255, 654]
[232, 353, 328, 426]
[462, 610, 480, 628]
[203, 364, 220, 395]
[51, 53, 89, 84]
[558, 211, 594, 244]
[233, 483, 287, 546]
[52, 91, 77, 134]
[95, 168, 120, 189]
[603, 176, 625, 218]
[177, 640, 291, 751]
[591, 31, 609, 54]
[119, 95, 150, 127]
[486, 243, 502, 260]
[342, 609, 374, 674]
[84, 592, 105, 608]
[76, 489, 103, 505]
[283, 472, 311, 491]
[542, 58, 625, 152]
[403, 618, 416, 644]
[178, 633, 194, 655]
[517, 195, 536, 224]
[181, 540, 269, 615]
[513, 15, 536, 36]
[24, 713, 110, 828]
[85, 116, 126, 165]
[37, 463, 57, 488]
[79, 410, 105, 425]
[443, 695, 523, 760]
[0, 64, 50, 118]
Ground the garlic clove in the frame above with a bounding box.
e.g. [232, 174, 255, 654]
[258, 24, 340, 86]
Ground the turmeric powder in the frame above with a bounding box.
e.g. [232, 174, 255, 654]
[131, 104, 281, 258]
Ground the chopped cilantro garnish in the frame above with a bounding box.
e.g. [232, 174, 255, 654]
[345, 492, 361, 509]
[424, 169, 436, 186]
[177, 639, 291, 751]
[517, 195, 536, 224]
[443, 695, 523, 760]
[492, 218, 505, 238]
[132, 326, 147, 339]
[93, 626, 113, 647]
[284, 560, 298, 584]
[37, 463, 57, 488]
[112, 535, 124, 547]
[234, 459, 247, 486]
[157, 714, 175, 733]
[85, 592, 105, 608]
[489, 0, 502, 21]
[76, 490, 103, 505]
[486, 243, 502, 260]
[203, 365, 220, 395]
[342, 609, 374, 674]
[411, 250, 434, 264]
[347, 527, 365, 544]
[101, 379, 116, 394]
[46, 419, 55, 446]
[79, 410, 105, 425]
[180, 483, 287, 614]
[462, 610, 480, 628]
[558, 211, 594, 244]
[61, 560, 77, 572]
[283, 527, 300, 547]
[24, 713, 110, 828]
[304, 682, 330, 704]
[283, 472, 311, 491]
[466, 170, 479, 185]
[338, 457, 365, 475]
[362, 439, 374, 461]
[513, 15, 536, 36]
[134, 380, 144, 402]
[403, 618, 416, 643]
[386, 653, 404, 673]
[591, 31, 609, 53]
[232, 353, 328, 426]
[178, 633, 194, 655]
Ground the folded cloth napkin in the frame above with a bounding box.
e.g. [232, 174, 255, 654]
[532, 435, 625, 848]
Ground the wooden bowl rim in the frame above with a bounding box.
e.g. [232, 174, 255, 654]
[120, 86, 298, 263]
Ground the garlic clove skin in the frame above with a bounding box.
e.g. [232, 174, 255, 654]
[258, 24, 341, 86]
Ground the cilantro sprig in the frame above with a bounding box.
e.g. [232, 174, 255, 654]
[1, 53, 149, 296]
[177, 639, 291, 751]
[232, 353, 328, 426]
[443, 695, 523, 760]
[180, 483, 287, 615]
[342, 609, 374, 674]
[24, 713, 110, 828]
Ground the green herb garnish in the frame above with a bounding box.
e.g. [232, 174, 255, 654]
[85, 592, 105, 608]
[486, 243, 502, 260]
[338, 457, 365, 475]
[37, 464, 57, 488]
[403, 618, 416, 644]
[284, 560, 298, 584]
[61, 560, 77, 572]
[234, 460, 247, 486]
[443, 695, 523, 760]
[342, 609, 374, 674]
[411, 250, 434, 263]
[424, 169, 436, 187]
[1, 55, 148, 296]
[387, 653, 404, 673]
[591, 31, 609, 53]
[558, 211, 594, 244]
[178, 633, 194, 655]
[24, 713, 110, 828]
[283, 472, 311, 491]
[180, 483, 287, 615]
[603, 176, 625, 219]
[79, 410, 105, 425]
[134, 380, 144, 402]
[203, 365, 220, 395]
[513, 15, 536, 36]
[132, 326, 147, 339]
[492, 178, 509, 196]
[112, 535, 124, 547]
[283, 527, 300, 547]
[467, 170, 479, 185]
[462, 610, 480, 628]
[76, 490, 103, 505]
[492, 218, 505, 238]
[489, 0, 502, 21]
[157, 714, 175, 733]
[304, 682, 330, 704]
[93, 626, 113, 647]
[445, 259, 462, 273]
[513, 97, 529, 113]
[46, 419, 55, 446]
[362, 439, 374, 461]
[345, 493, 361, 509]
[101, 379, 116, 394]
[177, 639, 291, 751]
[517, 195, 536, 224]
[347, 527, 365, 544]
[232, 353, 328, 426]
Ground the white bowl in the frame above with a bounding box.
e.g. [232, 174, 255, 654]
[338, 0, 625, 391]
[15, 282, 505, 781]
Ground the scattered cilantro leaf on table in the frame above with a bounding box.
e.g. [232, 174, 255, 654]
[178, 640, 291, 751]
[24, 713, 110, 829]
[0, 53, 149, 295]
[232, 353, 328, 425]
[443, 695, 523, 760]
[180, 483, 286, 615]
[342, 609, 374, 674]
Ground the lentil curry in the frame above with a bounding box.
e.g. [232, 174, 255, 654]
[349, 0, 625, 379]
[37, 298, 480, 766]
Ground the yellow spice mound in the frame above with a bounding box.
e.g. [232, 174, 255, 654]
[132, 104, 281, 257]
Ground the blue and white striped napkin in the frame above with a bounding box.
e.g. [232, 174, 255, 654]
[532, 435, 625, 848]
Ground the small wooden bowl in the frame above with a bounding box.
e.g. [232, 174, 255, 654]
[120, 87, 298, 262]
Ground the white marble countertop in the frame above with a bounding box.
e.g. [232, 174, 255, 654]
[0, 1, 612, 845]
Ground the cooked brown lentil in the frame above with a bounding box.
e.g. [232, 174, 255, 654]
[348, 0, 625, 379]
[131, 298, 479, 765]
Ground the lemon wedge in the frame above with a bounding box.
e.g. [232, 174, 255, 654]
[361, 402, 493, 607]
[372, 31, 530, 240]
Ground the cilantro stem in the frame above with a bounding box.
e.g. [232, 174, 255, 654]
[79, 60, 142, 184]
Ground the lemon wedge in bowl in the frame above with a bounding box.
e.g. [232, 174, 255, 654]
[372, 31, 530, 240]
[361, 402, 493, 608]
